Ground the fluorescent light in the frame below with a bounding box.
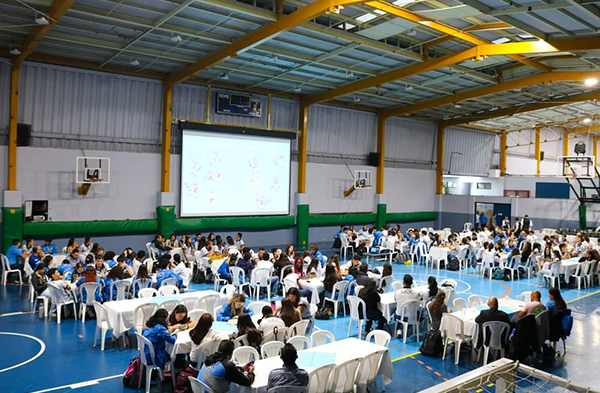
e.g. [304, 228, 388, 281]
[406, 85, 413, 91]
[130, 58, 140, 66]
[583, 118, 592, 123]
[455, 104, 462, 108]
[393, 0, 413, 6]
[373, 9, 387, 15]
[356, 13, 377, 23]
[585, 78, 598, 86]
[336, 22, 356, 30]
[35, 15, 49, 25]
[353, 95, 361, 102]
[9, 46, 21, 56]
[518, 34, 534, 39]
[406, 28, 417, 37]
[220, 73, 229, 80]
[171, 34, 183, 43]
[293, 85, 302, 92]
[492, 37, 511, 44]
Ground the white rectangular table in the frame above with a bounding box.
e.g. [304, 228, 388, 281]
[232, 338, 393, 393]
[104, 290, 219, 336]
[379, 285, 429, 322]
[298, 278, 324, 305]
[559, 258, 580, 277]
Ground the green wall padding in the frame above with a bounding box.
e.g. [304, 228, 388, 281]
[386, 211, 438, 223]
[296, 205, 309, 250]
[376, 204, 387, 229]
[309, 212, 377, 226]
[22, 219, 158, 238]
[157, 206, 176, 237]
[1, 207, 23, 254]
[176, 215, 295, 232]
[579, 204, 587, 230]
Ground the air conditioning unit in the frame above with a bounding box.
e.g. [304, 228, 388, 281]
[488, 169, 501, 178]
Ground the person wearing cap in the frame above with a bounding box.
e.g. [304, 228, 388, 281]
[31, 262, 50, 297]
[267, 343, 309, 389]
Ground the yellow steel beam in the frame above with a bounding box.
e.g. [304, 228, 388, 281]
[164, 0, 364, 87]
[302, 38, 600, 107]
[594, 136, 599, 168]
[161, 85, 173, 192]
[466, 23, 513, 31]
[436, 124, 445, 194]
[563, 129, 570, 156]
[8, 66, 19, 191]
[500, 130, 507, 174]
[380, 71, 600, 119]
[206, 85, 212, 124]
[566, 124, 600, 134]
[267, 94, 272, 129]
[366, 1, 549, 71]
[376, 115, 386, 194]
[441, 89, 600, 127]
[298, 104, 309, 194]
[14, 0, 76, 66]
[535, 127, 541, 177]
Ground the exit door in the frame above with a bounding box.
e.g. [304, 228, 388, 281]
[475, 202, 511, 229]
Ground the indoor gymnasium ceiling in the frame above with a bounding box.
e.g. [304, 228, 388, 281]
[1, 0, 600, 131]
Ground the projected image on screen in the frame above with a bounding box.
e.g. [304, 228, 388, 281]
[181, 129, 291, 217]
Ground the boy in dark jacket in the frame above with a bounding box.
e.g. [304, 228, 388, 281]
[199, 340, 255, 393]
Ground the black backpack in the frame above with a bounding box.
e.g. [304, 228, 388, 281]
[332, 237, 342, 249]
[315, 305, 333, 320]
[420, 330, 443, 357]
[447, 257, 460, 271]
[192, 267, 206, 284]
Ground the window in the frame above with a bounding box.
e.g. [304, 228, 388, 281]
[476, 182, 492, 190]
[504, 190, 530, 198]
[444, 181, 457, 188]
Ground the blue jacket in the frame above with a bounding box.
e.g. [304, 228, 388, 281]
[216, 304, 253, 322]
[373, 231, 383, 246]
[6, 245, 23, 265]
[157, 269, 183, 288]
[76, 277, 105, 303]
[28, 254, 42, 269]
[480, 214, 488, 225]
[142, 324, 177, 369]
[217, 262, 232, 281]
[57, 263, 74, 276]
[103, 278, 121, 301]
[41, 243, 58, 255]
[236, 258, 254, 278]
[309, 250, 325, 266]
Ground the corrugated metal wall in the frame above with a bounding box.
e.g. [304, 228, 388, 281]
[445, 126, 496, 176]
[386, 117, 436, 169]
[173, 84, 208, 123]
[0, 61, 11, 145]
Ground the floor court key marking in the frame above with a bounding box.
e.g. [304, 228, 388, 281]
[0, 332, 46, 373]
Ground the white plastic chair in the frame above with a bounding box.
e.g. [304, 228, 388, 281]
[340, 233, 354, 259]
[379, 275, 394, 293]
[160, 277, 180, 288]
[327, 358, 361, 393]
[178, 296, 197, 310]
[505, 255, 522, 281]
[289, 319, 310, 337]
[159, 299, 179, 313]
[391, 280, 401, 292]
[394, 300, 420, 343]
[287, 335, 312, 351]
[234, 334, 248, 348]
[1, 254, 22, 285]
[248, 301, 270, 316]
[262, 326, 289, 343]
[136, 333, 164, 393]
[323, 281, 349, 318]
[543, 262, 561, 289]
[440, 279, 457, 289]
[134, 303, 158, 334]
[46, 282, 77, 324]
[79, 282, 101, 323]
[365, 330, 391, 347]
[158, 285, 179, 296]
[481, 321, 510, 365]
[108, 280, 130, 301]
[232, 346, 260, 366]
[481, 252, 496, 280]
[196, 294, 220, 315]
[261, 340, 284, 358]
[93, 301, 113, 350]
[468, 294, 484, 307]
[230, 266, 250, 294]
[355, 350, 386, 393]
[308, 364, 335, 393]
[188, 309, 209, 323]
[516, 291, 532, 302]
[441, 313, 473, 364]
[453, 298, 468, 311]
[347, 295, 367, 338]
[189, 376, 216, 393]
[571, 262, 591, 290]
[131, 278, 153, 296]
[220, 284, 236, 299]
[311, 330, 335, 347]
[138, 287, 158, 298]
[251, 268, 272, 301]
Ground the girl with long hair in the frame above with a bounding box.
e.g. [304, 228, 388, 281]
[143, 309, 177, 370]
[217, 294, 252, 321]
[168, 304, 195, 332]
[278, 298, 301, 327]
[323, 264, 341, 299]
[428, 291, 448, 331]
[235, 314, 263, 350]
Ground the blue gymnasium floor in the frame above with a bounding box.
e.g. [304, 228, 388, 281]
[1, 262, 599, 393]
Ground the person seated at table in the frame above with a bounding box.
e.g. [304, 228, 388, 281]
[79, 237, 92, 254]
[102, 265, 124, 301]
[274, 252, 293, 280]
[156, 256, 184, 289]
[286, 287, 311, 320]
[267, 343, 309, 390]
[236, 252, 255, 278]
[327, 254, 343, 276]
[217, 294, 253, 322]
[558, 243, 572, 260]
[293, 255, 306, 278]
[218, 255, 237, 284]
[546, 287, 567, 316]
[28, 246, 44, 270]
[234, 232, 245, 250]
[143, 309, 178, 375]
[65, 262, 85, 283]
[189, 313, 229, 369]
[6, 239, 28, 280]
[47, 267, 75, 304]
[474, 296, 510, 347]
[172, 254, 192, 286]
[278, 298, 302, 327]
[258, 306, 285, 333]
[536, 250, 562, 287]
[63, 246, 85, 267]
[422, 276, 438, 303]
[309, 245, 326, 266]
[41, 239, 58, 255]
[76, 265, 104, 304]
[343, 254, 362, 272]
[323, 265, 342, 301]
[165, 233, 179, 249]
[344, 266, 359, 290]
[31, 262, 50, 298]
[305, 258, 322, 279]
[131, 264, 151, 295]
[356, 263, 374, 287]
[517, 290, 547, 319]
[427, 291, 448, 331]
[115, 255, 133, 279]
[234, 314, 263, 351]
[168, 305, 196, 333]
[57, 257, 75, 277]
[103, 251, 117, 268]
[151, 234, 170, 258]
[94, 255, 109, 278]
[394, 274, 420, 312]
[359, 280, 387, 333]
[199, 339, 255, 392]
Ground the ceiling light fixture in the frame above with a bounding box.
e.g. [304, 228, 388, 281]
[406, 84, 413, 91]
[9, 46, 21, 56]
[347, 70, 354, 78]
[35, 13, 49, 25]
[585, 78, 598, 86]
[130, 58, 140, 66]
[171, 34, 183, 43]
[406, 29, 417, 37]
[293, 85, 302, 92]
[353, 95, 361, 102]
[583, 118, 592, 124]
[220, 73, 229, 80]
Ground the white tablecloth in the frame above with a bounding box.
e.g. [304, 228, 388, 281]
[560, 258, 580, 276]
[232, 338, 393, 393]
[298, 279, 324, 305]
[104, 290, 219, 336]
[378, 285, 429, 322]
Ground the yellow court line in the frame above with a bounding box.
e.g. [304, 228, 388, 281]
[567, 289, 600, 304]
[392, 351, 421, 362]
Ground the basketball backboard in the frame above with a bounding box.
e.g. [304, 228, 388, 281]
[559, 156, 594, 178]
[76, 157, 110, 184]
[355, 170, 372, 189]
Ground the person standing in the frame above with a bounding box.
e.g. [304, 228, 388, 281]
[479, 212, 488, 230]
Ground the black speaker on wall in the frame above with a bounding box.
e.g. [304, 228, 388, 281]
[368, 152, 380, 167]
[540, 151, 545, 161]
[17, 123, 32, 146]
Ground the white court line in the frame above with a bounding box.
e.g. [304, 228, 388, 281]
[28, 374, 123, 393]
[0, 332, 46, 373]
[0, 311, 35, 317]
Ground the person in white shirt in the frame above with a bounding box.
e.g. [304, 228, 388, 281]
[189, 313, 230, 368]
[47, 268, 75, 304]
[257, 306, 285, 333]
[235, 232, 245, 249]
[172, 254, 192, 286]
[394, 274, 421, 319]
[80, 237, 93, 254]
[358, 225, 370, 240]
[21, 238, 34, 254]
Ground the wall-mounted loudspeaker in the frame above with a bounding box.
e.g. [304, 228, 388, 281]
[17, 123, 32, 146]
[368, 152, 380, 167]
[540, 151, 545, 161]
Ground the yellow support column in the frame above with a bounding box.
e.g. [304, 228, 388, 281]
[267, 94, 272, 130]
[594, 136, 599, 169]
[297, 104, 308, 194]
[563, 129, 570, 156]
[376, 115, 386, 194]
[436, 124, 445, 194]
[206, 85, 211, 124]
[535, 127, 541, 177]
[161, 84, 173, 192]
[8, 65, 19, 191]
[500, 130, 507, 175]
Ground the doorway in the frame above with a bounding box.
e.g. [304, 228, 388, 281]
[475, 202, 511, 229]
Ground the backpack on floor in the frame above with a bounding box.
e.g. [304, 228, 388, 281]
[420, 330, 443, 357]
[123, 356, 142, 388]
[174, 366, 199, 393]
[192, 267, 206, 284]
[315, 305, 333, 320]
[332, 237, 342, 249]
[447, 257, 460, 271]
[493, 268, 505, 280]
